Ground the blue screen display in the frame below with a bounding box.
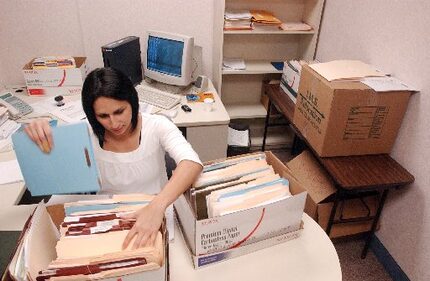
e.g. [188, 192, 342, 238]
[147, 36, 184, 77]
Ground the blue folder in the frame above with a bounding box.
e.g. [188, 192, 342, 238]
[12, 122, 100, 196]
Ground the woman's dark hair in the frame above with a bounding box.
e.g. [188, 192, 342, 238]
[81, 67, 139, 142]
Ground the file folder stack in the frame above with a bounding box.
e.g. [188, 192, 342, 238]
[6, 195, 167, 281]
[190, 152, 291, 219]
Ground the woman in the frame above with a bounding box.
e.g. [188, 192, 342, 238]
[24, 67, 203, 250]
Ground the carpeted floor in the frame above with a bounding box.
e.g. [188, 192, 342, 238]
[334, 237, 392, 280]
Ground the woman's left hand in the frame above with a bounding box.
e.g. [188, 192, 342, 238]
[121, 202, 165, 250]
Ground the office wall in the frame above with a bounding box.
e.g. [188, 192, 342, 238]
[0, 0, 215, 85]
[316, 1, 430, 280]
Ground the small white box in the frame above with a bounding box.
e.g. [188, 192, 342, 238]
[22, 57, 88, 89]
[174, 152, 307, 264]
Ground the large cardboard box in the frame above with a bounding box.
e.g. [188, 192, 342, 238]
[4, 202, 168, 281]
[287, 150, 379, 238]
[22, 57, 88, 94]
[174, 151, 307, 268]
[293, 64, 412, 157]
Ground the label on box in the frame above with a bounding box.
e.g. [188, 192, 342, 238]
[296, 91, 325, 135]
[194, 192, 306, 255]
[343, 106, 389, 139]
[27, 87, 82, 96]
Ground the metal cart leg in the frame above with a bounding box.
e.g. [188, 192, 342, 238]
[262, 100, 272, 151]
[326, 189, 342, 236]
[361, 189, 389, 258]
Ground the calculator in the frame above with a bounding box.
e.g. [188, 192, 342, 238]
[0, 92, 33, 120]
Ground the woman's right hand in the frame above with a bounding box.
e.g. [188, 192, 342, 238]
[23, 119, 54, 153]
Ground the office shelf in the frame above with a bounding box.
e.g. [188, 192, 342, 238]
[214, 0, 325, 147]
[224, 29, 315, 35]
[222, 60, 283, 75]
[225, 103, 267, 119]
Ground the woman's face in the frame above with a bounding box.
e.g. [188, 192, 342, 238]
[93, 97, 133, 137]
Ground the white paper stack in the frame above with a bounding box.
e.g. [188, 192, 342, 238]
[223, 58, 246, 70]
[224, 10, 252, 30]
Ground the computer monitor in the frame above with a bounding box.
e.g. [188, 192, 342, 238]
[143, 30, 194, 87]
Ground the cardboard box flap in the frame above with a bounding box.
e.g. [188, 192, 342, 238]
[26, 203, 60, 280]
[304, 65, 372, 91]
[308, 60, 385, 82]
[286, 150, 336, 203]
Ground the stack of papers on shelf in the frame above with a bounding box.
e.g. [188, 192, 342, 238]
[251, 10, 282, 31]
[7, 195, 166, 281]
[223, 58, 246, 70]
[189, 152, 292, 219]
[224, 9, 252, 30]
[280, 22, 313, 31]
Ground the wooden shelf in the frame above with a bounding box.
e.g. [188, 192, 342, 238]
[250, 133, 293, 148]
[222, 60, 283, 75]
[224, 29, 315, 35]
[225, 103, 267, 119]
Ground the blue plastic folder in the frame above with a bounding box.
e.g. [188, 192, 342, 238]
[12, 122, 100, 196]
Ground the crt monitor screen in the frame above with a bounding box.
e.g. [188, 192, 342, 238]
[147, 36, 184, 77]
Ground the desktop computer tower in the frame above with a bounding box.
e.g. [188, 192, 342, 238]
[101, 36, 142, 85]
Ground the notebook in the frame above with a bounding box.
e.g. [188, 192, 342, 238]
[12, 122, 100, 196]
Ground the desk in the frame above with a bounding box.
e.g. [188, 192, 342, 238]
[171, 80, 230, 162]
[0, 205, 341, 281]
[263, 83, 414, 258]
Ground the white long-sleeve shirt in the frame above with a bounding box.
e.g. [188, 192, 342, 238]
[90, 113, 202, 195]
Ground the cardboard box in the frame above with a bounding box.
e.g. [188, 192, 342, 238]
[4, 202, 168, 281]
[287, 150, 379, 238]
[174, 151, 307, 267]
[23, 57, 88, 90]
[293, 64, 412, 157]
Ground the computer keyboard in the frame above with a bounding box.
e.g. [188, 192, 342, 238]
[135, 85, 182, 110]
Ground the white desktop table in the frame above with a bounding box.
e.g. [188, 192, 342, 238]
[170, 80, 230, 162]
[0, 204, 341, 281]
